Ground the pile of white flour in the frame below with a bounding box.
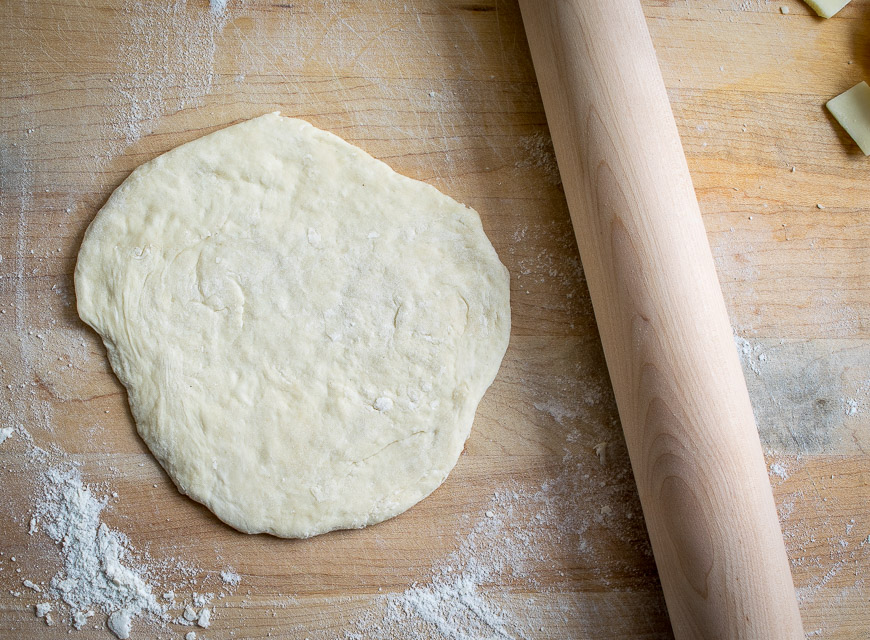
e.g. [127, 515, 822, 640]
[33, 467, 166, 637]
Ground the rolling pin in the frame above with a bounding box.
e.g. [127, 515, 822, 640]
[517, 1, 804, 637]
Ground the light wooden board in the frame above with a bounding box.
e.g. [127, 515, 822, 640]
[0, 1, 867, 638]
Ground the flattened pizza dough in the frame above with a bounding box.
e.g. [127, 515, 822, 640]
[75, 113, 511, 538]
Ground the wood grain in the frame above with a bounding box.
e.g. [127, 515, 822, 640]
[519, 1, 803, 637]
[0, 1, 868, 639]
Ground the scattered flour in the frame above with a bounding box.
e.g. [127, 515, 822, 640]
[193, 592, 213, 607]
[0, 426, 14, 445]
[841, 380, 869, 417]
[347, 442, 645, 640]
[34, 467, 165, 635]
[220, 568, 242, 586]
[348, 504, 535, 639]
[769, 462, 789, 480]
[73, 609, 96, 628]
[385, 573, 518, 640]
[532, 400, 577, 426]
[22, 579, 41, 592]
[34, 602, 54, 626]
[108, 608, 134, 639]
[516, 132, 561, 185]
[735, 334, 767, 376]
[109, 1, 234, 146]
[197, 606, 211, 628]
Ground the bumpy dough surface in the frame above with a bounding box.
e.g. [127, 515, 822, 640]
[75, 113, 511, 538]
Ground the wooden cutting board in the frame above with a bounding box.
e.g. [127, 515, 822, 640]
[1, 1, 868, 638]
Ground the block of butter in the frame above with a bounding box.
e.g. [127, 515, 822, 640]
[826, 81, 870, 155]
[803, 0, 851, 18]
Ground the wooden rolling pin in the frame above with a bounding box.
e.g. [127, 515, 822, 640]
[517, 2, 804, 638]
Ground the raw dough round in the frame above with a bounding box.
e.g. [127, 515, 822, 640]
[75, 113, 511, 538]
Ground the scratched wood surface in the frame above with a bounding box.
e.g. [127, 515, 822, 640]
[0, 1, 868, 639]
